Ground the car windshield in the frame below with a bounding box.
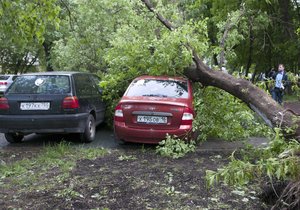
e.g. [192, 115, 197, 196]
[0, 76, 10, 80]
[7, 75, 70, 94]
[126, 79, 189, 98]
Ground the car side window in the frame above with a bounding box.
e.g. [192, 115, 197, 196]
[0, 76, 9, 80]
[90, 75, 102, 94]
[74, 74, 98, 96]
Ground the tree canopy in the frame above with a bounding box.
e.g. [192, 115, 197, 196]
[0, 0, 60, 73]
[1, 0, 299, 75]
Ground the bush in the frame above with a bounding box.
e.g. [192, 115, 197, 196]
[156, 134, 196, 159]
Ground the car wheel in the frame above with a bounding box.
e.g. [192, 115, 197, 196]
[5, 133, 24, 143]
[80, 114, 96, 143]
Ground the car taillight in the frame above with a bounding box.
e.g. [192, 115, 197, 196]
[62, 96, 79, 109]
[0, 82, 8, 85]
[181, 107, 194, 125]
[114, 104, 124, 122]
[0, 97, 9, 110]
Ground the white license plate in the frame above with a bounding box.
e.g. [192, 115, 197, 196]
[20, 102, 50, 110]
[137, 115, 167, 124]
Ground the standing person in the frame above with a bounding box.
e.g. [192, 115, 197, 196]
[271, 64, 288, 105]
[267, 68, 276, 79]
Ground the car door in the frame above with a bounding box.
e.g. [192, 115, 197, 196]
[89, 74, 105, 124]
[73, 74, 105, 124]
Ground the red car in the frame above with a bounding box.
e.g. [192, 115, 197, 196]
[114, 76, 194, 144]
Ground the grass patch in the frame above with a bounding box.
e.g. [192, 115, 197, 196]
[0, 141, 107, 191]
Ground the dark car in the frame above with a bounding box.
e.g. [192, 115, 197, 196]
[114, 75, 194, 144]
[0, 71, 105, 143]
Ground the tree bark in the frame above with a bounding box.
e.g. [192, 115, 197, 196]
[279, 0, 295, 39]
[141, 0, 300, 139]
[42, 41, 53, 72]
[245, 17, 254, 77]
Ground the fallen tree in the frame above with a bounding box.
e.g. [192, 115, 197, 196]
[142, 0, 300, 140]
[142, 1, 300, 209]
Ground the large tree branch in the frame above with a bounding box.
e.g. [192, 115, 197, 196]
[143, 0, 174, 31]
[60, 0, 75, 31]
[141, 0, 300, 139]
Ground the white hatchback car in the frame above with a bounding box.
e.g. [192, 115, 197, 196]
[0, 75, 18, 94]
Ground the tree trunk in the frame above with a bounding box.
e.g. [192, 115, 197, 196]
[245, 18, 254, 77]
[184, 57, 297, 132]
[142, 0, 300, 139]
[279, 0, 295, 39]
[42, 41, 53, 72]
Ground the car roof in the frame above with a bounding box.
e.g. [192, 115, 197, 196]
[0, 74, 16, 77]
[20, 71, 94, 76]
[134, 75, 188, 82]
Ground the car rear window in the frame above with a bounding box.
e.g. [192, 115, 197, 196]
[7, 75, 70, 94]
[126, 79, 189, 98]
[0, 76, 9, 80]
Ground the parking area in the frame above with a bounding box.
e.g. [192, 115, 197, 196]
[0, 125, 118, 149]
[0, 127, 270, 154]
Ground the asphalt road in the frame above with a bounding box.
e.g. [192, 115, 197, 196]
[0, 125, 119, 149]
[0, 127, 269, 153]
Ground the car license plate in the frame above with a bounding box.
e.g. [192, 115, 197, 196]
[137, 115, 167, 124]
[20, 102, 50, 110]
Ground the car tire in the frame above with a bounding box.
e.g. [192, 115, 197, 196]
[5, 133, 24, 143]
[80, 114, 96, 143]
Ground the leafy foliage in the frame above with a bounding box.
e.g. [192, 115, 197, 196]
[288, 73, 300, 98]
[193, 86, 271, 141]
[99, 69, 140, 126]
[182, 0, 300, 73]
[0, 0, 60, 44]
[1, 0, 299, 74]
[0, 0, 62, 73]
[206, 128, 300, 187]
[156, 134, 196, 159]
[51, 0, 139, 72]
[94, 1, 209, 124]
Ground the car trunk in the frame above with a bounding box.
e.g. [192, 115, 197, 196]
[121, 99, 187, 130]
[5, 94, 69, 115]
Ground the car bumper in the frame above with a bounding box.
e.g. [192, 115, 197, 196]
[0, 113, 88, 134]
[0, 87, 8, 93]
[114, 121, 193, 144]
